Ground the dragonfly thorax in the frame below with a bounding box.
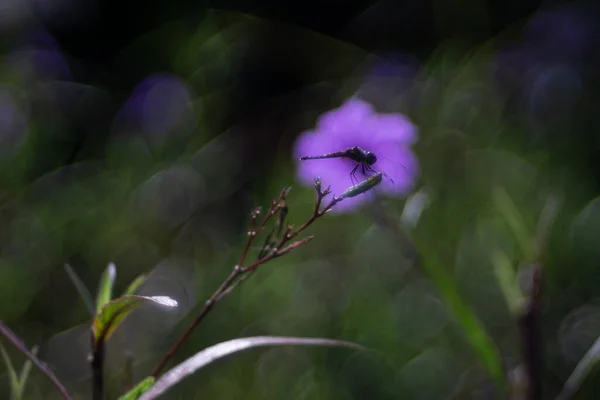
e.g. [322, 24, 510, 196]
[346, 146, 377, 166]
[364, 151, 377, 165]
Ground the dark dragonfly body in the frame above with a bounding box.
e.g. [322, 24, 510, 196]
[300, 146, 383, 185]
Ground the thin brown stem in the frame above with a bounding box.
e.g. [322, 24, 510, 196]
[217, 270, 256, 299]
[219, 236, 315, 298]
[240, 236, 315, 273]
[151, 183, 341, 378]
[151, 188, 289, 378]
[288, 196, 340, 240]
[0, 321, 73, 400]
[150, 265, 242, 378]
[236, 208, 262, 268]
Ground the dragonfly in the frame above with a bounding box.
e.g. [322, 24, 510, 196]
[299, 146, 394, 186]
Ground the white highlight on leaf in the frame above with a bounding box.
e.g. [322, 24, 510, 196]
[147, 296, 178, 308]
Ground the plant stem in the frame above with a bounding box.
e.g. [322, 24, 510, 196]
[0, 321, 73, 400]
[150, 183, 339, 378]
[517, 264, 543, 400]
[90, 333, 105, 400]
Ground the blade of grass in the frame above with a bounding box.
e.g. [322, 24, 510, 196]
[139, 336, 364, 400]
[0, 321, 72, 400]
[64, 263, 95, 316]
[532, 193, 562, 261]
[419, 249, 507, 394]
[123, 274, 147, 296]
[1, 343, 20, 399]
[118, 377, 155, 400]
[17, 345, 38, 399]
[368, 206, 507, 395]
[493, 186, 530, 256]
[556, 334, 600, 400]
[491, 250, 525, 315]
[96, 263, 117, 315]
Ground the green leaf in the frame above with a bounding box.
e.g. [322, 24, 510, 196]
[118, 377, 155, 400]
[92, 295, 177, 345]
[531, 194, 561, 260]
[370, 206, 507, 394]
[491, 250, 524, 315]
[96, 263, 117, 315]
[557, 334, 600, 400]
[138, 336, 365, 400]
[64, 264, 95, 316]
[1, 344, 20, 399]
[0, 344, 40, 400]
[17, 345, 38, 399]
[465, 149, 538, 199]
[123, 274, 147, 296]
[0, 321, 72, 399]
[569, 196, 600, 261]
[492, 186, 530, 256]
[418, 249, 507, 394]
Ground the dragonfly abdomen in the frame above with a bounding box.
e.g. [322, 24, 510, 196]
[299, 151, 349, 160]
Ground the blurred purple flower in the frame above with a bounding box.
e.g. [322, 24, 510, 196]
[495, 5, 599, 87]
[0, 87, 28, 157]
[523, 7, 597, 62]
[113, 74, 194, 147]
[294, 97, 419, 213]
[356, 53, 421, 113]
[7, 30, 71, 82]
[493, 5, 599, 139]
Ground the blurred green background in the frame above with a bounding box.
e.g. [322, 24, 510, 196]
[2, 1, 600, 399]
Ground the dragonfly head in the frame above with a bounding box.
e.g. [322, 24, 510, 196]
[365, 151, 377, 165]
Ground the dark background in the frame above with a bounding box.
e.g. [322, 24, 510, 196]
[19, 0, 600, 188]
[3, 0, 600, 399]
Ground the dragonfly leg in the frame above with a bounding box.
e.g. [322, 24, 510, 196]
[361, 163, 369, 178]
[350, 164, 359, 186]
[367, 164, 394, 184]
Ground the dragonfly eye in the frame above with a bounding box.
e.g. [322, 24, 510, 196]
[365, 152, 377, 165]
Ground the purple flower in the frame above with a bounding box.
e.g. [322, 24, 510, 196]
[293, 98, 419, 213]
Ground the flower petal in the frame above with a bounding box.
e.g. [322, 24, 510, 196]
[293, 130, 342, 160]
[330, 192, 374, 213]
[296, 157, 349, 188]
[293, 97, 419, 210]
[316, 98, 374, 136]
[375, 147, 420, 195]
[360, 113, 418, 144]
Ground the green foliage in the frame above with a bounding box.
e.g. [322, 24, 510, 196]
[64, 264, 95, 316]
[558, 334, 600, 400]
[416, 246, 507, 393]
[122, 274, 147, 296]
[92, 295, 177, 345]
[138, 336, 364, 400]
[0, 344, 37, 400]
[118, 377, 155, 400]
[96, 263, 117, 316]
[2, 6, 599, 400]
